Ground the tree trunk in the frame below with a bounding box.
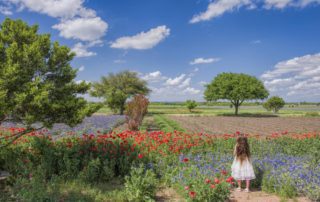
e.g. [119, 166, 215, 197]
[235, 105, 239, 115]
[120, 106, 124, 115]
[234, 100, 240, 115]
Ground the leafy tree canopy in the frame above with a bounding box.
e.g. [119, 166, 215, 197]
[263, 96, 285, 113]
[185, 100, 198, 112]
[90, 71, 150, 115]
[0, 18, 100, 145]
[204, 72, 269, 115]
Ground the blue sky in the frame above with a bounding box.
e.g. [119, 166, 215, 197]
[1, 0, 320, 102]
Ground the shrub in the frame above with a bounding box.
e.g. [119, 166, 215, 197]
[305, 112, 319, 117]
[263, 96, 285, 113]
[124, 164, 158, 202]
[126, 94, 149, 130]
[185, 100, 198, 112]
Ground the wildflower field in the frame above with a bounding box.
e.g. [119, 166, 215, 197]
[1, 125, 319, 201]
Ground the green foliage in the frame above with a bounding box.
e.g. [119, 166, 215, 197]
[263, 96, 285, 113]
[0, 18, 100, 144]
[185, 100, 198, 112]
[91, 71, 150, 115]
[153, 115, 185, 132]
[204, 73, 269, 115]
[305, 112, 320, 117]
[124, 164, 158, 202]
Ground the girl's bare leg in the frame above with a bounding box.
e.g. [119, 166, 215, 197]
[246, 180, 250, 190]
[237, 180, 241, 188]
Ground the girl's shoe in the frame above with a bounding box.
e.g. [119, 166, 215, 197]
[244, 188, 250, 193]
[236, 187, 242, 192]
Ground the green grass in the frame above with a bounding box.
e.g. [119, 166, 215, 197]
[1, 178, 127, 202]
[153, 114, 185, 132]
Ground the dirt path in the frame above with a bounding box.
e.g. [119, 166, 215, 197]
[230, 189, 311, 202]
[155, 187, 311, 202]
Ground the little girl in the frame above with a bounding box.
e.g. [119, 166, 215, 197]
[231, 136, 255, 192]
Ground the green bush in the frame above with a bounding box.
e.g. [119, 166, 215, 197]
[124, 164, 158, 202]
[305, 112, 320, 117]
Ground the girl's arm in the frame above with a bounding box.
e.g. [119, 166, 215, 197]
[233, 144, 237, 156]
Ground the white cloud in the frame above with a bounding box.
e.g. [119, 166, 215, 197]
[52, 17, 108, 42]
[178, 78, 191, 88]
[261, 53, 320, 100]
[190, 0, 320, 23]
[71, 40, 103, 57]
[0, 5, 12, 15]
[141, 71, 167, 83]
[190, 0, 253, 23]
[264, 0, 292, 8]
[78, 66, 85, 72]
[110, 25, 170, 50]
[5, 0, 95, 19]
[5, 0, 108, 57]
[190, 57, 220, 65]
[183, 87, 201, 95]
[165, 74, 186, 86]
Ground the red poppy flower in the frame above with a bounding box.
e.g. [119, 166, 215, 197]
[184, 186, 189, 190]
[182, 158, 189, 163]
[221, 170, 227, 175]
[210, 184, 215, 188]
[214, 178, 220, 184]
[138, 153, 143, 159]
[205, 178, 211, 184]
[189, 191, 196, 198]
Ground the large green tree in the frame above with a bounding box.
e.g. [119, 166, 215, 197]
[90, 71, 150, 115]
[0, 18, 100, 146]
[204, 73, 269, 115]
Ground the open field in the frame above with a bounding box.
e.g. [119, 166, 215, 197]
[96, 103, 320, 117]
[168, 115, 320, 135]
[147, 104, 320, 116]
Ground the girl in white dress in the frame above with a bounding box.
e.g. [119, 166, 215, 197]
[231, 136, 255, 192]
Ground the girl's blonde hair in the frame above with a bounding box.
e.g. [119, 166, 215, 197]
[235, 136, 251, 163]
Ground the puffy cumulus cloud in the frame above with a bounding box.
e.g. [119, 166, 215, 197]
[190, 0, 320, 23]
[141, 71, 167, 83]
[140, 71, 202, 101]
[4, 0, 108, 57]
[261, 53, 320, 100]
[264, 0, 292, 8]
[183, 87, 201, 95]
[110, 25, 170, 50]
[190, 0, 253, 23]
[5, 0, 95, 19]
[165, 74, 186, 86]
[52, 17, 108, 42]
[0, 5, 12, 15]
[190, 57, 220, 65]
[71, 40, 103, 58]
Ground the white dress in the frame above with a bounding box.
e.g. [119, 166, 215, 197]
[231, 157, 256, 180]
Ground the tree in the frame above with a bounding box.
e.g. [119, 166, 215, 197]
[185, 100, 198, 112]
[126, 94, 149, 130]
[204, 73, 269, 115]
[263, 96, 285, 113]
[90, 71, 150, 115]
[0, 18, 100, 147]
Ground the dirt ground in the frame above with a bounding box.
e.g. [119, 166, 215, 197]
[168, 115, 320, 135]
[155, 187, 311, 202]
